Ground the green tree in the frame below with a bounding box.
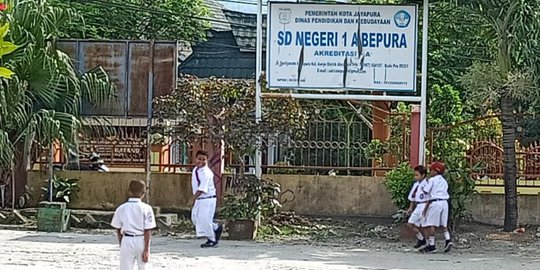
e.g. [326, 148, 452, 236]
[51, 0, 209, 41]
[428, 1, 492, 96]
[460, 0, 540, 231]
[153, 75, 308, 175]
[0, 22, 17, 79]
[0, 0, 116, 204]
[428, 84, 469, 160]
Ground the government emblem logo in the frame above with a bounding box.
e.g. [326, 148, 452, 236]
[394, 10, 411, 28]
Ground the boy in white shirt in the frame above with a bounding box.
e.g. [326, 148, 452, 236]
[406, 165, 429, 250]
[111, 180, 156, 270]
[188, 150, 223, 248]
[421, 162, 453, 253]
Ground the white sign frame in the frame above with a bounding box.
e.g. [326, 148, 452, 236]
[266, 2, 419, 92]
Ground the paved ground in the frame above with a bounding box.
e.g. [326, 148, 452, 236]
[1, 230, 540, 270]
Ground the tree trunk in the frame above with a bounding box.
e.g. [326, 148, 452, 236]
[13, 142, 30, 207]
[204, 140, 224, 206]
[501, 97, 518, 232]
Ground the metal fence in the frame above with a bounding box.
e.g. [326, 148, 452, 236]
[468, 138, 540, 186]
[426, 115, 540, 187]
[267, 121, 373, 175]
[34, 119, 381, 175]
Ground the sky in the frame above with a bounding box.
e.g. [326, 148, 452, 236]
[218, 0, 271, 14]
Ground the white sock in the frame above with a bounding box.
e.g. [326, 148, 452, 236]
[416, 232, 424, 241]
[208, 236, 216, 242]
[212, 223, 219, 231]
[444, 231, 451, 240]
[428, 236, 435, 246]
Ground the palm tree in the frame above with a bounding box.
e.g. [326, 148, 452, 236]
[460, 0, 540, 231]
[0, 0, 116, 205]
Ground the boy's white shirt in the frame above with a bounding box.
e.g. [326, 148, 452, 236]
[191, 166, 216, 196]
[407, 181, 421, 202]
[422, 175, 449, 200]
[408, 179, 429, 203]
[111, 198, 156, 235]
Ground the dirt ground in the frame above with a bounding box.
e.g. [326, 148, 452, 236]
[1, 229, 540, 270]
[1, 210, 540, 269]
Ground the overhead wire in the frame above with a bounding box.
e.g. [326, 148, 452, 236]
[83, 21, 490, 66]
[71, 1, 492, 67]
[75, 0, 489, 29]
[74, 0, 258, 29]
[219, 0, 268, 6]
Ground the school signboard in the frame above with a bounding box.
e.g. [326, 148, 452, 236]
[267, 3, 418, 92]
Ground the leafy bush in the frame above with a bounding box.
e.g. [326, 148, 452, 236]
[385, 160, 477, 229]
[445, 157, 478, 231]
[364, 139, 386, 165]
[42, 175, 80, 204]
[428, 84, 480, 230]
[220, 175, 282, 221]
[384, 162, 414, 210]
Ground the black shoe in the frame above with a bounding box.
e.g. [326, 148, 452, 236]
[200, 240, 217, 248]
[414, 239, 427, 249]
[443, 240, 453, 253]
[214, 224, 223, 243]
[422, 245, 436, 253]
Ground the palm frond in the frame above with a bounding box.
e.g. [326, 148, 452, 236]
[0, 0, 117, 173]
[0, 129, 14, 170]
[26, 109, 81, 148]
[80, 66, 117, 106]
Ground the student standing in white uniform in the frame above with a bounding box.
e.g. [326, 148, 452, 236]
[406, 165, 429, 250]
[189, 150, 223, 248]
[421, 162, 453, 253]
[111, 180, 156, 270]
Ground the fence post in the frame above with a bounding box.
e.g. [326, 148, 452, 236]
[372, 101, 391, 176]
[410, 105, 421, 167]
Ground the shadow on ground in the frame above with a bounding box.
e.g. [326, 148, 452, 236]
[5, 231, 540, 270]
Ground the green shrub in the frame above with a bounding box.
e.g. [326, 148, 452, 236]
[364, 139, 386, 165]
[42, 175, 80, 204]
[385, 162, 414, 210]
[445, 156, 478, 231]
[220, 175, 282, 221]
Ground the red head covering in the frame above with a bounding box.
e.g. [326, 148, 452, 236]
[430, 162, 445, 174]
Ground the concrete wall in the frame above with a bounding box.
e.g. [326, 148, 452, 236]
[27, 171, 395, 217]
[471, 194, 540, 226]
[28, 171, 540, 225]
[27, 171, 193, 211]
[267, 175, 395, 217]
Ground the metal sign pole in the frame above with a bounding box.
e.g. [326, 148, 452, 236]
[145, 40, 155, 203]
[255, 0, 263, 178]
[418, 0, 429, 166]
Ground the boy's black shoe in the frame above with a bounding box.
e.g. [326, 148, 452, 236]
[414, 239, 427, 249]
[200, 240, 218, 248]
[422, 245, 436, 253]
[443, 240, 454, 253]
[214, 224, 223, 243]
